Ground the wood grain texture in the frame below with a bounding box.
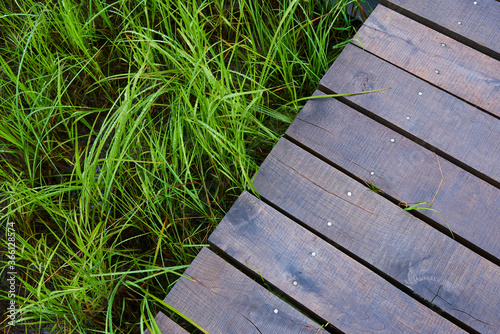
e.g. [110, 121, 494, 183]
[319, 43, 500, 185]
[286, 92, 500, 261]
[143, 312, 188, 334]
[251, 138, 500, 334]
[352, 5, 500, 116]
[210, 192, 466, 334]
[381, 0, 500, 60]
[164, 247, 326, 334]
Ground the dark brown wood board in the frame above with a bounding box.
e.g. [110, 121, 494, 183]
[319, 43, 500, 186]
[143, 312, 188, 334]
[250, 138, 500, 333]
[209, 192, 466, 334]
[352, 5, 500, 116]
[164, 247, 326, 334]
[285, 91, 500, 262]
[381, 0, 500, 60]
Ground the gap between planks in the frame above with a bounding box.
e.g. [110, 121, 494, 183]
[380, 0, 500, 61]
[352, 5, 500, 117]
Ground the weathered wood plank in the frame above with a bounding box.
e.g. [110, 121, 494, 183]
[319, 43, 500, 186]
[381, 0, 500, 60]
[210, 192, 466, 334]
[144, 312, 188, 334]
[352, 5, 500, 116]
[251, 138, 500, 334]
[286, 92, 500, 262]
[164, 247, 326, 334]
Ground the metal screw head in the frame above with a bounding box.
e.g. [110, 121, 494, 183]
[327, 221, 332, 226]
[435, 69, 440, 74]
[293, 281, 298, 286]
[273, 309, 279, 314]
[347, 191, 352, 196]
[441, 43, 446, 47]
[390, 138, 395, 143]
[311, 251, 316, 257]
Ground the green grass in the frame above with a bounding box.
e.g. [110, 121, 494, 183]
[0, 0, 361, 332]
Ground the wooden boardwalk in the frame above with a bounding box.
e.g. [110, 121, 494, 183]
[145, 1, 500, 333]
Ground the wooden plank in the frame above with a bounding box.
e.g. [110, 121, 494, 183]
[381, 0, 500, 60]
[144, 312, 188, 334]
[251, 138, 500, 334]
[319, 43, 500, 186]
[286, 92, 500, 262]
[164, 247, 326, 334]
[209, 192, 466, 334]
[352, 5, 500, 116]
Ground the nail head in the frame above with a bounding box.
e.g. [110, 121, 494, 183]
[418, 91, 423, 95]
[406, 116, 411, 120]
[370, 171, 375, 175]
[347, 191, 352, 196]
[327, 222, 332, 226]
[473, 1, 477, 4]
[390, 138, 395, 143]
[458, 21, 462, 25]
[435, 69, 440, 74]
[293, 281, 298, 286]
[441, 43, 446, 47]
[274, 309, 279, 314]
[311, 252, 316, 257]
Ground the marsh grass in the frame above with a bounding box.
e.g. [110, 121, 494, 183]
[0, 0, 361, 332]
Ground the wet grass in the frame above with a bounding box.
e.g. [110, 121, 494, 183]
[0, 0, 361, 332]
